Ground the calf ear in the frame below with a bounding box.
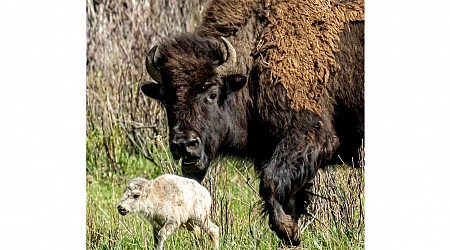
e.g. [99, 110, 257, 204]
[141, 83, 162, 100]
[225, 74, 247, 93]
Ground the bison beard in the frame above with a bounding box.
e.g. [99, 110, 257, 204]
[141, 0, 364, 246]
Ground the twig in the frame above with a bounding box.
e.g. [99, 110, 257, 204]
[300, 206, 319, 233]
[337, 154, 349, 167]
[232, 162, 259, 195]
[118, 220, 134, 236]
[118, 121, 157, 165]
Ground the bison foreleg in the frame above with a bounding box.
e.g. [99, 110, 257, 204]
[259, 149, 305, 246]
[258, 124, 337, 246]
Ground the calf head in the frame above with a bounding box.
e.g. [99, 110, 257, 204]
[141, 34, 247, 182]
[117, 177, 149, 216]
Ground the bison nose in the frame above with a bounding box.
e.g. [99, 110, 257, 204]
[117, 205, 127, 215]
[170, 131, 201, 159]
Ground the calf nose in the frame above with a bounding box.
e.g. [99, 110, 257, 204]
[117, 204, 127, 215]
[170, 131, 201, 159]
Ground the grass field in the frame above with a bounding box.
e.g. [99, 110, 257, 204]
[86, 130, 364, 250]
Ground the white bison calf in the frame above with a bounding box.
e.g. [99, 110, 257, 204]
[117, 174, 219, 250]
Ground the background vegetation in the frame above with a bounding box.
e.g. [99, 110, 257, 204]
[86, 0, 365, 249]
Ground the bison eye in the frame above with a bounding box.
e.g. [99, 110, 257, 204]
[209, 93, 217, 100]
[132, 193, 140, 199]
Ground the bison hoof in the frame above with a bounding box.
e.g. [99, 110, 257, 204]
[270, 216, 301, 246]
[278, 234, 300, 247]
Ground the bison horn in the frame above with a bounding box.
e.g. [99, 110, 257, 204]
[146, 45, 163, 83]
[216, 37, 237, 77]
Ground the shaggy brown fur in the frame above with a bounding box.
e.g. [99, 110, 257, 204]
[141, 0, 364, 246]
[198, 0, 364, 112]
[258, 0, 364, 112]
[196, 0, 265, 79]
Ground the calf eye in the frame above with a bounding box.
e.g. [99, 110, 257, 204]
[132, 193, 140, 199]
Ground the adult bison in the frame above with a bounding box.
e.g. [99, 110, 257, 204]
[141, 0, 364, 245]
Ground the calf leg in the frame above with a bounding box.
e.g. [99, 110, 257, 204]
[195, 217, 219, 249]
[205, 219, 219, 250]
[154, 221, 179, 250]
[185, 219, 203, 240]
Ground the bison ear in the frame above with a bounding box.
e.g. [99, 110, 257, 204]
[141, 83, 162, 100]
[225, 74, 247, 93]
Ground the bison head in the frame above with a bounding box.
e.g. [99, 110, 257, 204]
[141, 34, 247, 181]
